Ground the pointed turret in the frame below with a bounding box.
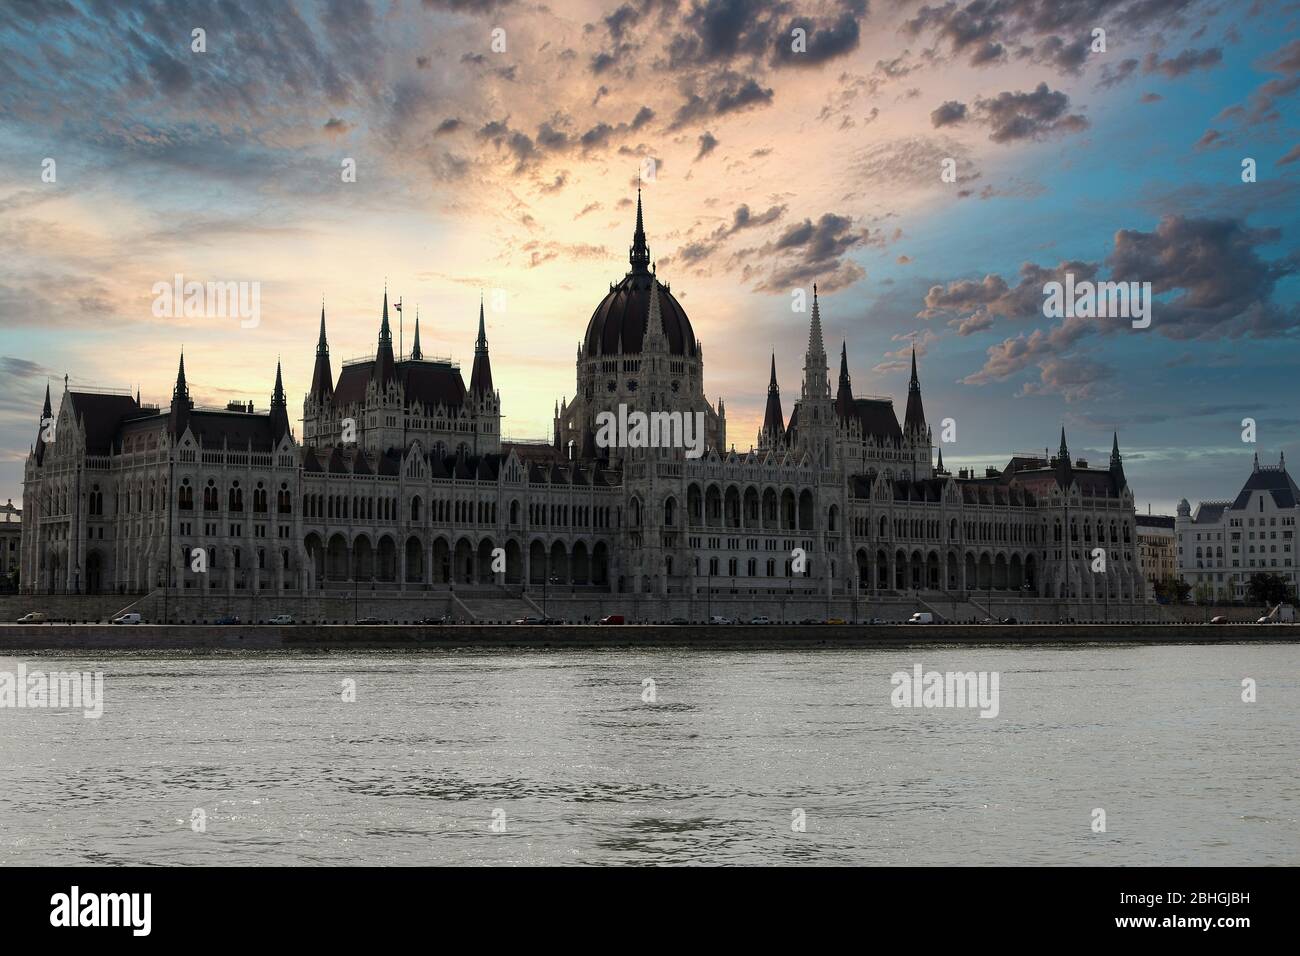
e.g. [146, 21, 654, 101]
[469, 295, 494, 396]
[629, 186, 650, 274]
[1109, 431, 1126, 488]
[802, 283, 828, 399]
[310, 305, 334, 403]
[936, 446, 946, 475]
[761, 353, 785, 446]
[373, 289, 397, 390]
[270, 360, 290, 443]
[835, 340, 854, 419]
[169, 351, 193, 437]
[34, 381, 52, 464]
[903, 345, 927, 436]
[1055, 426, 1074, 489]
[410, 309, 423, 361]
[643, 277, 667, 352]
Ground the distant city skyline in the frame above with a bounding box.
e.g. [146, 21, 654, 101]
[2, 0, 1297, 514]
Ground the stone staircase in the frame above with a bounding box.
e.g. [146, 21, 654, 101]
[451, 587, 548, 624]
[913, 590, 997, 624]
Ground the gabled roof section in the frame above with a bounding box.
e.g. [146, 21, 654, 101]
[1232, 465, 1300, 510]
[67, 392, 141, 455]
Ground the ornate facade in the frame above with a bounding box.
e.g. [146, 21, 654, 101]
[20, 193, 1145, 611]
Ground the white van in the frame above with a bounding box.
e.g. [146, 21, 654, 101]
[111, 612, 143, 625]
[905, 612, 934, 625]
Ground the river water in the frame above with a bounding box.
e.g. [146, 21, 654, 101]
[1, 643, 1296, 866]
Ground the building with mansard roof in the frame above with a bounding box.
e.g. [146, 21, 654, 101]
[20, 192, 1145, 617]
[1175, 452, 1298, 602]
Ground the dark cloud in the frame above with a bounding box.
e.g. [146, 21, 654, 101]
[1143, 46, 1222, 78]
[1097, 57, 1139, 89]
[670, 72, 774, 128]
[748, 212, 875, 291]
[973, 83, 1089, 143]
[323, 117, 352, 136]
[435, 117, 463, 135]
[1030, 35, 1090, 74]
[1228, 38, 1300, 125]
[930, 100, 967, 127]
[773, 13, 862, 68]
[934, 214, 1300, 390]
[675, 202, 786, 265]
[1018, 356, 1112, 403]
[1277, 144, 1300, 166]
[695, 131, 719, 160]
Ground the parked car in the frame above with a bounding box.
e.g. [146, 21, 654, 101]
[514, 616, 544, 625]
[418, 615, 452, 625]
[111, 612, 143, 625]
[16, 611, 47, 623]
[268, 614, 295, 625]
[667, 617, 689, 625]
[709, 615, 735, 625]
[1210, 615, 1229, 624]
[749, 615, 772, 625]
[798, 617, 822, 625]
[999, 616, 1018, 625]
[355, 617, 386, 625]
[597, 615, 625, 625]
[825, 617, 847, 625]
[215, 615, 240, 625]
[867, 617, 887, 625]
[905, 612, 934, 625]
[541, 617, 564, 625]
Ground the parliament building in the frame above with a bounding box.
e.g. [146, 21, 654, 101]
[20, 194, 1147, 620]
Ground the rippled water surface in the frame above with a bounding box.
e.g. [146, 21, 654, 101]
[1, 643, 1296, 865]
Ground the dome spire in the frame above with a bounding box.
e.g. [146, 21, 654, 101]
[629, 182, 650, 273]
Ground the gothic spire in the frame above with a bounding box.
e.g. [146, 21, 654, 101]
[272, 359, 286, 407]
[903, 344, 927, 435]
[410, 308, 423, 360]
[374, 288, 396, 388]
[470, 294, 494, 396]
[629, 185, 650, 274]
[762, 352, 785, 445]
[316, 304, 328, 354]
[270, 359, 290, 442]
[807, 284, 826, 358]
[1109, 431, 1126, 488]
[310, 304, 335, 404]
[1055, 426, 1074, 488]
[172, 351, 189, 403]
[835, 340, 854, 419]
[169, 350, 193, 437]
[34, 381, 52, 464]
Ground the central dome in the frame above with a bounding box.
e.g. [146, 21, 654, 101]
[583, 188, 697, 358]
[585, 272, 697, 357]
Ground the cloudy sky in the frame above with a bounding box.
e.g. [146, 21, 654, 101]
[1, 0, 1297, 514]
